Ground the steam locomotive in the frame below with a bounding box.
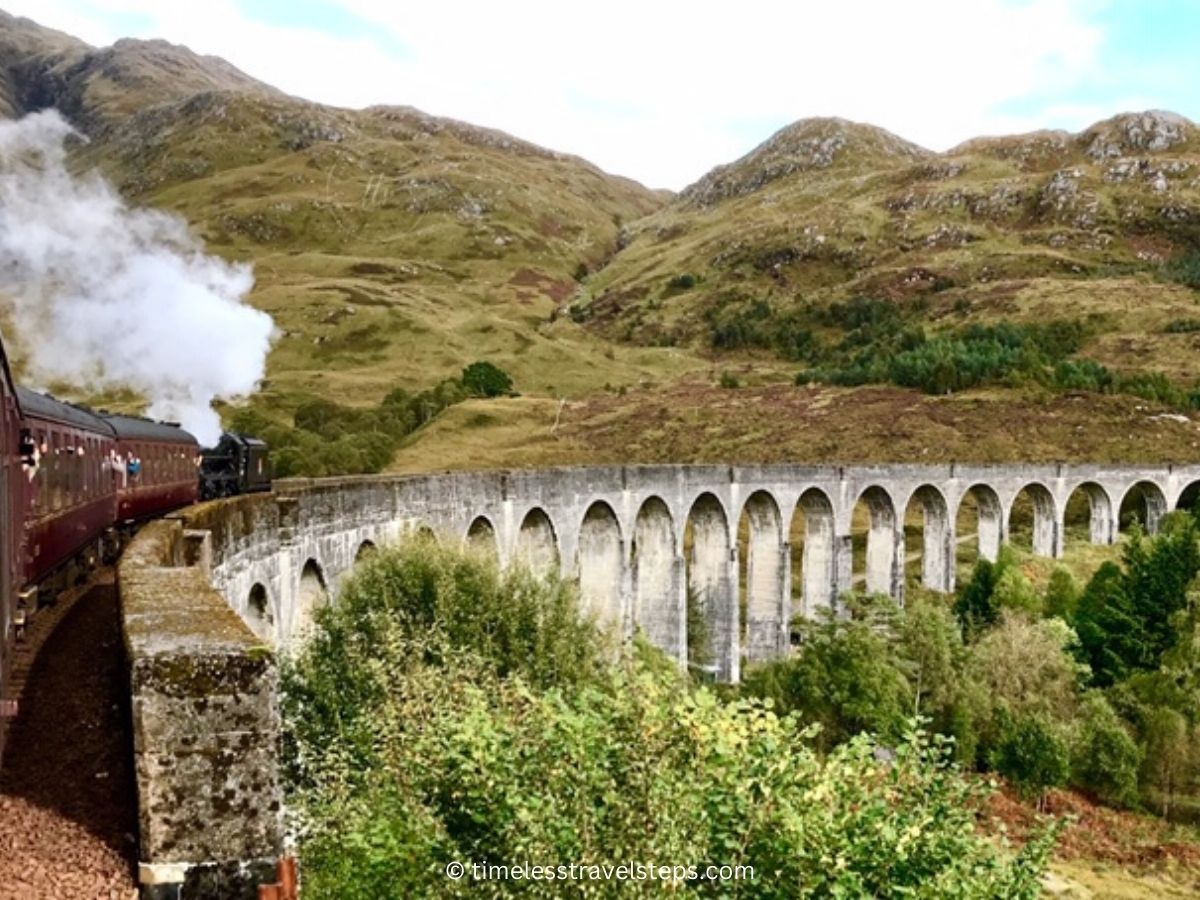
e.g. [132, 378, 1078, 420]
[0, 332, 270, 752]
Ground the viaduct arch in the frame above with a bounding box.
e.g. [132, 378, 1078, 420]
[193, 463, 1200, 686]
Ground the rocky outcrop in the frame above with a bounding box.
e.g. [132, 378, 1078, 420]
[681, 117, 931, 207]
[1083, 111, 1196, 160]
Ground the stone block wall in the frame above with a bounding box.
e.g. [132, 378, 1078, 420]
[118, 517, 282, 900]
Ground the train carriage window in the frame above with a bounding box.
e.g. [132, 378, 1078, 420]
[69, 439, 80, 500]
[51, 432, 62, 511]
[43, 433, 53, 511]
[37, 431, 49, 512]
[66, 440, 73, 504]
[63, 435, 71, 506]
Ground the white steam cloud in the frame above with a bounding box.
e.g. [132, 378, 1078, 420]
[0, 109, 275, 446]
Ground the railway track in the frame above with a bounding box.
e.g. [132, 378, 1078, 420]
[0, 572, 137, 899]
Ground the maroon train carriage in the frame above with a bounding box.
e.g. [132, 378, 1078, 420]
[16, 387, 120, 605]
[0, 337, 23, 744]
[101, 413, 199, 523]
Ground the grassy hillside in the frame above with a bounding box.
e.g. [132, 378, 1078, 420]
[2, 11, 1199, 470]
[0, 11, 701, 435]
[582, 113, 1200, 355]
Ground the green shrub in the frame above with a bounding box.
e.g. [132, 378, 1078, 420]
[707, 297, 817, 361]
[1163, 251, 1200, 290]
[1053, 358, 1114, 393]
[717, 370, 740, 389]
[460, 361, 514, 398]
[1044, 567, 1081, 622]
[228, 368, 499, 477]
[296, 663, 1055, 899]
[283, 538, 609, 781]
[740, 600, 912, 752]
[1164, 318, 1200, 333]
[665, 272, 699, 293]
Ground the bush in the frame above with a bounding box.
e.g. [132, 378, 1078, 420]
[741, 600, 912, 752]
[297, 667, 1056, 899]
[1053, 358, 1114, 393]
[1164, 318, 1200, 333]
[227, 366, 505, 477]
[1044, 567, 1080, 622]
[283, 537, 609, 781]
[717, 370, 740, 389]
[665, 272, 698, 293]
[967, 612, 1090, 759]
[460, 361, 514, 398]
[285, 539, 1058, 898]
[707, 297, 817, 361]
[1163, 251, 1200, 290]
[991, 564, 1042, 618]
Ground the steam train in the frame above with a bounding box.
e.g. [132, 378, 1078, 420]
[0, 332, 270, 748]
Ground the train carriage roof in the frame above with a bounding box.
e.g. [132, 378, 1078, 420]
[100, 412, 198, 445]
[16, 386, 116, 436]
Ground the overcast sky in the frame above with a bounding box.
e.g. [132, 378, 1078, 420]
[6, 0, 1199, 189]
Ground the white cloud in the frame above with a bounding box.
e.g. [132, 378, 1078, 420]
[4, 0, 1124, 188]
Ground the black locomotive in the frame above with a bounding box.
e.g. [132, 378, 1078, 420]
[199, 432, 273, 500]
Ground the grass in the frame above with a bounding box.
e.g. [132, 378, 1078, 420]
[8, 38, 1200, 475]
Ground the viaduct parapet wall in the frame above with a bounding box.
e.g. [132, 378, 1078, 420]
[117, 462, 1200, 897]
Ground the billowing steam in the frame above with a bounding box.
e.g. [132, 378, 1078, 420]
[0, 109, 275, 446]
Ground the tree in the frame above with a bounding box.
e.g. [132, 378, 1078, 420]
[460, 361, 515, 397]
[954, 557, 1001, 639]
[1044, 567, 1080, 622]
[1073, 561, 1146, 686]
[991, 564, 1041, 618]
[900, 598, 980, 764]
[1139, 706, 1195, 819]
[1123, 514, 1200, 664]
[1071, 692, 1141, 808]
[967, 612, 1088, 757]
[989, 712, 1070, 810]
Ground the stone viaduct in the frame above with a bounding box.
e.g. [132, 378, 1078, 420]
[206, 463, 1200, 682]
[118, 462, 1200, 898]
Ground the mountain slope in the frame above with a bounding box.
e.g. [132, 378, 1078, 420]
[0, 10, 275, 129]
[581, 111, 1200, 393]
[0, 11, 691, 421]
[1, 9, 1198, 469]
